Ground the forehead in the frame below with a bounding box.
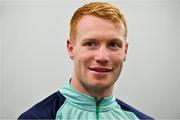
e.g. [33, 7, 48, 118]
[75, 15, 125, 41]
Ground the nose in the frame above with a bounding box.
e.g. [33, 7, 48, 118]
[95, 46, 110, 64]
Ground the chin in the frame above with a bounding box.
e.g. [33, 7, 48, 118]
[91, 81, 113, 89]
[86, 75, 115, 89]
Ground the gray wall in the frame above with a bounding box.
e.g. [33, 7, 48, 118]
[0, 0, 179, 119]
[0, 3, 3, 117]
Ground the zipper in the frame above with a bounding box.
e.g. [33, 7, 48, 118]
[95, 99, 102, 120]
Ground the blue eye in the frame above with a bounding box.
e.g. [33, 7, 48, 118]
[110, 43, 118, 47]
[86, 42, 96, 47]
[82, 40, 98, 49]
[109, 42, 120, 49]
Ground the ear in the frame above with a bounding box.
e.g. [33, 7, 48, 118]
[124, 42, 128, 62]
[67, 39, 74, 60]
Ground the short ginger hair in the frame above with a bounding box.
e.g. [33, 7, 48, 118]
[70, 2, 128, 40]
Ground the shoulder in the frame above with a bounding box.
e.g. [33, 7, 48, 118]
[116, 98, 154, 120]
[18, 91, 66, 119]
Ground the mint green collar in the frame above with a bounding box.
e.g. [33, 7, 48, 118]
[60, 82, 117, 112]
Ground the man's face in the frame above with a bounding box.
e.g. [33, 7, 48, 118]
[67, 15, 128, 92]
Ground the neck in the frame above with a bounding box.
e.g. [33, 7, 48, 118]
[70, 77, 113, 100]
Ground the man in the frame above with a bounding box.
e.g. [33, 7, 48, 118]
[18, 2, 153, 120]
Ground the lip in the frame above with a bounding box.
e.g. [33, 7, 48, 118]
[89, 67, 112, 72]
[88, 67, 113, 76]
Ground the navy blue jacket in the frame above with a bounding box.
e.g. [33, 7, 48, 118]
[18, 91, 153, 120]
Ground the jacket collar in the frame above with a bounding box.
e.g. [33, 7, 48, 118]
[60, 81, 117, 112]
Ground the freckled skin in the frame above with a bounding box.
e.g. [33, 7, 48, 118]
[67, 15, 128, 99]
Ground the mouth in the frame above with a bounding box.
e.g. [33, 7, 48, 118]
[89, 67, 113, 72]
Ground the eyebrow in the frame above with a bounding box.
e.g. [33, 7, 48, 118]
[109, 38, 124, 43]
[81, 37, 125, 45]
[82, 37, 123, 41]
[83, 38, 96, 41]
[81, 38, 96, 44]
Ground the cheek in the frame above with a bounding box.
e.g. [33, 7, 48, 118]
[113, 52, 124, 61]
[74, 51, 93, 68]
[112, 54, 124, 68]
[112, 57, 124, 80]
